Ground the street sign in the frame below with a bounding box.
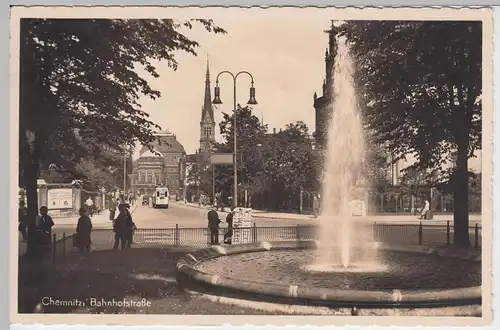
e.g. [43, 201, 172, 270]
[210, 153, 234, 165]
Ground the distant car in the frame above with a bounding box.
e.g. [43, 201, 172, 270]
[142, 195, 150, 206]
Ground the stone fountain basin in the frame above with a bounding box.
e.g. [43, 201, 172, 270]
[176, 240, 481, 308]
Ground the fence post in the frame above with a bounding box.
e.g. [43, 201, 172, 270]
[252, 223, 257, 243]
[52, 233, 57, 270]
[296, 225, 300, 241]
[418, 222, 423, 245]
[446, 221, 450, 246]
[62, 233, 66, 259]
[474, 223, 479, 250]
[175, 224, 180, 247]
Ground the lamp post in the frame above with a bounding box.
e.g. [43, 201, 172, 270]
[123, 146, 127, 203]
[212, 70, 258, 208]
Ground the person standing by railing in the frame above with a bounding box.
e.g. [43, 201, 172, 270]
[36, 206, 54, 247]
[113, 204, 128, 250]
[207, 206, 220, 245]
[223, 207, 235, 245]
[124, 204, 136, 247]
[75, 207, 93, 253]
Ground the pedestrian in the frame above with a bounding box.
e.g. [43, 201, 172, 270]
[36, 206, 54, 247]
[312, 194, 320, 218]
[109, 198, 117, 221]
[125, 206, 136, 247]
[420, 200, 430, 219]
[75, 207, 93, 253]
[113, 204, 128, 250]
[223, 207, 235, 245]
[85, 197, 94, 217]
[207, 206, 220, 245]
[18, 200, 28, 242]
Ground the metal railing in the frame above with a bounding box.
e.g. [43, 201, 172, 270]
[48, 222, 481, 252]
[18, 222, 483, 283]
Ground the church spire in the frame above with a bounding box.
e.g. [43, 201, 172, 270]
[201, 59, 214, 121]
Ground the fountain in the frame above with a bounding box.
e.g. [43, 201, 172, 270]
[176, 34, 481, 314]
[307, 38, 384, 273]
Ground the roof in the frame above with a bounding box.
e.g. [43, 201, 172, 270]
[139, 149, 163, 159]
[139, 133, 186, 155]
[155, 129, 175, 137]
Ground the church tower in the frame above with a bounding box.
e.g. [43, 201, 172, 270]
[313, 22, 338, 149]
[199, 60, 216, 153]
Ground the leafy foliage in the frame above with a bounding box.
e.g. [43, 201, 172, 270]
[338, 21, 482, 246]
[19, 18, 226, 254]
[188, 105, 320, 210]
[338, 21, 481, 167]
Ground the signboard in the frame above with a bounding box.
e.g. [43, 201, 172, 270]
[210, 153, 234, 165]
[349, 199, 366, 216]
[232, 207, 253, 244]
[47, 188, 73, 209]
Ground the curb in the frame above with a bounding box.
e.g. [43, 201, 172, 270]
[172, 203, 482, 223]
[176, 241, 481, 308]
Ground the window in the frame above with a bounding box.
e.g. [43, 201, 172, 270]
[203, 127, 212, 136]
[140, 173, 146, 183]
[148, 174, 152, 183]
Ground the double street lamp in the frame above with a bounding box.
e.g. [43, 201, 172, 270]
[212, 71, 258, 208]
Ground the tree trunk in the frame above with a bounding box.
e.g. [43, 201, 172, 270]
[24, 157, 40, 256]
[453, 142, 470, 247]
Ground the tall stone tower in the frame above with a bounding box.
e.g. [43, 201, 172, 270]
[199, 60, 216, 154]
[313, 22, 338, 149]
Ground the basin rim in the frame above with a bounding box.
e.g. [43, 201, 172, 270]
[176, 240, 481, 307]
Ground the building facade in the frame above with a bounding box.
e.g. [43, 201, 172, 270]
[132, 130, 186, 198]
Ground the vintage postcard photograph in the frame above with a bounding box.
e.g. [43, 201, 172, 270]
[10, 5, 493, 327]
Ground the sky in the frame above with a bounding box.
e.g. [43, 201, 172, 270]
[133, 15, 331, 159]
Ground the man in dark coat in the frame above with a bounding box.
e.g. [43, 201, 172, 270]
[223, 207, 235, 244]
[207, 206, 220, 245]
[75, 207, 93, 252]
[36, 206, 54, 247]
[113, 204, 129, 250]
[124, 204, 136, 247]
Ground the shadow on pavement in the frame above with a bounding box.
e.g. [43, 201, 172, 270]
[18, 247, 197, 314]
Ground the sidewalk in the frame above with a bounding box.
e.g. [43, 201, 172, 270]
[173, 201, 481, 223]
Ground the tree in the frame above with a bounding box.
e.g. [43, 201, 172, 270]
[362, 142, 392, 191]
[20, 19, 226, 255]
[338, 21, 482, 247]
[212, 105, 268, 206]
[265, 122, 316, 209]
